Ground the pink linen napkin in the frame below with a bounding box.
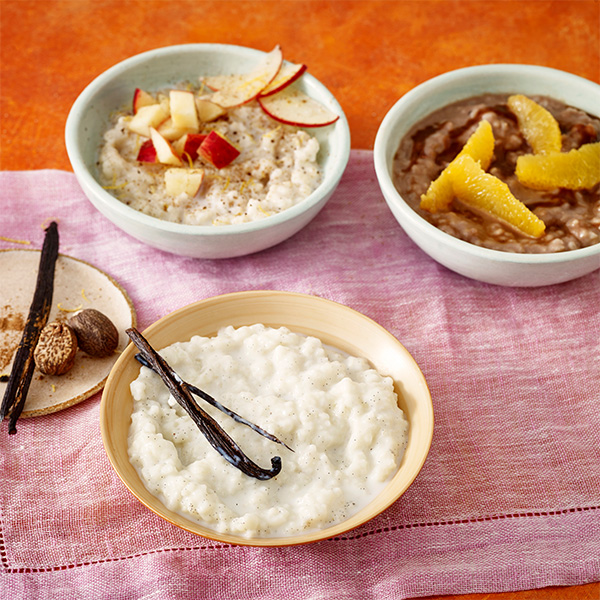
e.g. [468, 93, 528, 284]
[1, 155, 599, 599]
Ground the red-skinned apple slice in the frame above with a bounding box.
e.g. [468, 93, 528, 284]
[258, 87, 339, 127]
[157, 117, 196, 141]
[259, 62, 307, 97]
[173, 133, 207, 162]
[136, 139, 157, 163]
[133, 88, 156, 114]
[150, 127, 183, 166]
[198, 130, 240, 169]
[164, 168, 205, 196]
[202, 45, 283, 108]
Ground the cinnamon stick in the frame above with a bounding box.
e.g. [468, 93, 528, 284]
[1, 222, 59, 433]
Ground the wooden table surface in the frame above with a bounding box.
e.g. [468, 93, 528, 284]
[1, 1, 599, 598]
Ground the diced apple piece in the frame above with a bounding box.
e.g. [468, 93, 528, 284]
[172, 133, 207, 162]
[133, 88, 156, 114]
[259, 61, 307, 97]
[157, 117, 195, 141]
[198, 130, 240, 169]
[150, 127, 183, 166]
[169, 89, 200, 131]
[202, 45, 283, 108]
[128, 103, 170, 137]
[447, 154, 546, 238]
[420, 119, 495, 213]
[164, 168, 205, 196]
[196, 98, 227, 122]
[136, 139, 157, 163]
[258, 87, 339, 127]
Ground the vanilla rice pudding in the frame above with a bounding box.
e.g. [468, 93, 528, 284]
[98, 101, 322, 225]
[127, 324, 408, 538]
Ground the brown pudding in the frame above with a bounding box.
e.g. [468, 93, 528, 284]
[392, 94, 600, 253]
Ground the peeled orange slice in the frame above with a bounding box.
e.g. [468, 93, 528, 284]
[420, 119, 495, 213]
[516, 142, 600, 190]
[447, 155, 546, 238]
[507, 94, 562, 155]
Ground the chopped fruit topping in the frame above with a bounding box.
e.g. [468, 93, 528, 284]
[446, 155, 546, 238]
[172, 133, 207, 163]
[198, 131, 240, 169]
[150, 127, 183, 166]
[136, 139, 157, 163]
[169, 90, 200, 131]
[516, 142, 600, 190]
[164, 168, 205, 196]
[128, 103, 170, 137]
[196, 98, 226, 122]
[133, 88, 156, 114]
[259, 61, 307, 97]
[507, 94, 562, 155]
[258, 87, 339, 127]
[202, 45, 283, 108]
[420, 119, 495, 213]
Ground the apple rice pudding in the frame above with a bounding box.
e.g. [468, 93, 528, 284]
[97, 46, 339, 226]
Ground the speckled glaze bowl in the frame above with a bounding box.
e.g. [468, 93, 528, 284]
[374, 64, 600, 287]
[100, 291, 434, 546]
[65, 44, 350, 259]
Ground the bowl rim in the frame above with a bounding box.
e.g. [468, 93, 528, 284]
[100, 290, 434, 546]
[65, 43, 351, 238]
[373, 63, 600, 266]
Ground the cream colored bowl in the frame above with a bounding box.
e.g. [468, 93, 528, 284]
[100, 291, 433, 546]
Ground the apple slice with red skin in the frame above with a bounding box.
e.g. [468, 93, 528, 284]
[198, 131, 240, 169]
[173, 133, 207, 162]
[259, 62, 307, 97]
[258, 87, 339, 127]
[133, 88, 156, 114]
[164, 168, 205, 196]
[150, 128, 183, 166]
[136, 139, 157, 163]
[202, 45, 283, 108]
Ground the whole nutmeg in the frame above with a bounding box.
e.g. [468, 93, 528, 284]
[68, 309, 119, 358]
[34, 321, 78, 376]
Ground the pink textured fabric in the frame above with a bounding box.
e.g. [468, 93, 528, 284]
[1, 157, 599, 598]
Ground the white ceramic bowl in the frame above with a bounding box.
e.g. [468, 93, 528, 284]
[374, 64, 600, 287]
[100, 291, 434, 546]
[65, 44, 350, 259]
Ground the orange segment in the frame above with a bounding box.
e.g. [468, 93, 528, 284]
[516, 142, 600, 190]
[420, 119, 495, 213]
[447, 155, 546, 238]
[507, 94, 562, 155]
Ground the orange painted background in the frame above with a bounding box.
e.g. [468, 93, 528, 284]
[1, 0, 599, 172]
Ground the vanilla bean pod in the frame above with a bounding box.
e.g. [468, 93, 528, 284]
[1, 222, 59, 433]
[135, 353, 292, 451]
[127, 328, 282, 480]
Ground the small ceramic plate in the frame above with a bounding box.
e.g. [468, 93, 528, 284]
[0, 249, 136, 416]
[100, 290, 433, 546]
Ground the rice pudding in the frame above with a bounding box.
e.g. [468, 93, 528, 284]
[127, 324, 408, 538]
[393, 94, 600, 253]
[98, 100, 322, 226]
